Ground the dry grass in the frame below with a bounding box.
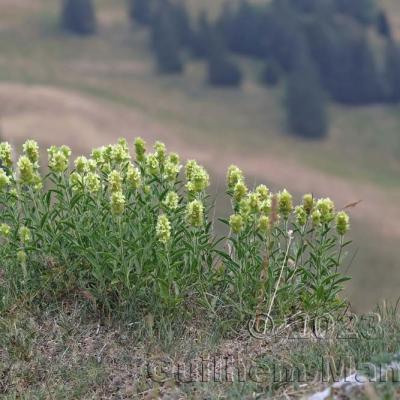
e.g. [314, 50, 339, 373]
[0, 0, 400, 309]
[1, 301, 399, 399]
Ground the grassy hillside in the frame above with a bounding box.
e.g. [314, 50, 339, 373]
[0, 0, 400, 310]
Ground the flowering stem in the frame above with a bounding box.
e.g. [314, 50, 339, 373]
[267, 232, 293, 317]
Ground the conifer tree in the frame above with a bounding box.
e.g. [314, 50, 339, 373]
[384, 41, 400, 102]
[129, 0, 154, 25]
[306, 18, 382, 104]
[262, 60, 280, 87]
[267, 0, 306, 71]
[188, 11, 211, 58]
[376, 10, 391, 38]
[286, 58, 328, 138]
[61, 0, 96, 35]
[335, 0, 377, 25]
[207, 30, 242, 87]
[331, 32, 382, 104]
[172, 1, 192, 47]
[226, 1, 270, 58]
[152, 11, 183, 74]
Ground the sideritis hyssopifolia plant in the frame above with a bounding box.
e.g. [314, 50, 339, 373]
[0, 138, 351, 325]
[217, 166, 351, 321]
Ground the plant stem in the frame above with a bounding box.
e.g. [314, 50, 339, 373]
[267, 232, 293, 316]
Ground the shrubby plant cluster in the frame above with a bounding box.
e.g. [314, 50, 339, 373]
[0, 139, 351, 325]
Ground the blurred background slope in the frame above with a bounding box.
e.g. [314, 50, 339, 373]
[0, 0, 400, 310]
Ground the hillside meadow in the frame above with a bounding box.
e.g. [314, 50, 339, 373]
[1, 1, 400, 399]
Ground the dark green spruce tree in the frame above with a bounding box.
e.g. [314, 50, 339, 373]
[171, 1, 192, 47]
[225, 0, 270, 58]
[129, 0, 155, 25]
[334, 0, 377, 25]
[285, 57, 328, 139]
[61, 0, 96, 35]
[376, 10, 391, 38]
[267, 0, 306, 71]
[331, 31, 382, 104]
[151, 11, 183, 74]
[207, 30, 242, 87]
[384, 41, 400, 102]
[188, 11, 211, 58]
[215, 1, 235, 45]
[261, 59, 280, 87]
[306, 17, 382, 104]
[288, 0, 336, 13]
